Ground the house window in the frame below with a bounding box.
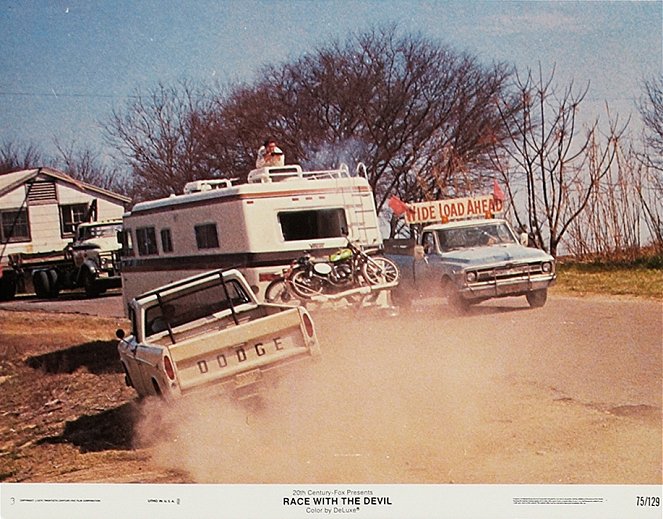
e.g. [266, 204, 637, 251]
[194, 223, 219, 249]
[60, 203, 89, 236]
[0, 208, 30, 243]
[161, 228, 173, 253]
[278, 208, 348, 241]
[136, 227, 158, 256]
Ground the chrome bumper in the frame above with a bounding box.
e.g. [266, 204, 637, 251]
[460, 274, 556, 300]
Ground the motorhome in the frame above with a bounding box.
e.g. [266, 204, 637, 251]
[120, 163, 383, 310]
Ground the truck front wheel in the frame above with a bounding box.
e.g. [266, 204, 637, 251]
[526, 289, 548, 308]
[443, 279, 470, 314]
[83, 270, 101, 297]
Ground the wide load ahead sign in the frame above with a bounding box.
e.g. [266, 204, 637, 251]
[398, 195, 504, 225]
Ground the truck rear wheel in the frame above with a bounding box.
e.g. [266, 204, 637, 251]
[46, 269, 60, 298]
[0, 274, 17, 301]
[33, 270, 50, 298]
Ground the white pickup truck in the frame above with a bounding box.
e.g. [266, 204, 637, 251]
[116, 269, 320, 401]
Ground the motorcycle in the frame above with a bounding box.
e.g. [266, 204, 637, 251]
[264, 240, 400, 303]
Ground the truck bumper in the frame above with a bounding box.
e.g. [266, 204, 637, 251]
[94, 274, 122, 291]
[460, 274, 556, 301]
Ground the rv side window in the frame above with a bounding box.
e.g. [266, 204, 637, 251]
[160, 228, 173, 253]
[278, 209, 348, 241]
[136, 227, 158, 255]
[194, 223, 219, 249]
[119, 228, 134, 256]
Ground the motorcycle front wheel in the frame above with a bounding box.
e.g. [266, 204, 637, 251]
[291, 271, 325, 298]
[361, 256, 400, 285]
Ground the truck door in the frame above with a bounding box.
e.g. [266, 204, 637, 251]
[413, 231, 440, 287]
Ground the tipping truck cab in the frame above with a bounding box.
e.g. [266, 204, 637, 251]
[116, 268, 320, 401]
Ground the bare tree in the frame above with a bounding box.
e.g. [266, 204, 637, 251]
[0, 140, 45, 174]
[102, 79, 216, 200]
[492, 65, 625, 256]
[639, 77, 663, 172]
[53, 138, 130, 194]
[565, 138, 643, 259]
[102, 27, 515, 221]
[209, 26, 515, 237]
[637, 77, 663, 244]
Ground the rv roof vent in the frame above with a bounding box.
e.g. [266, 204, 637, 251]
[248, 165, 303, 183]
[183, 179, 233, 194]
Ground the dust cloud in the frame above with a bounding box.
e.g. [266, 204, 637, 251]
[133, 304, 541, 483]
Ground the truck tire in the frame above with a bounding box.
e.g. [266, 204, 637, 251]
[448, 289, 471, 314]
[443, 279, 470, 314]
[526, 288, 547, 308]
[46, 269, 60, 298]
[83, 269, 101, 297]
[33, 270, 50, 298]
[0, 274, 17, 301]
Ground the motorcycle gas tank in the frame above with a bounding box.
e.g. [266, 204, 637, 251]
[329, 248, 353, 262]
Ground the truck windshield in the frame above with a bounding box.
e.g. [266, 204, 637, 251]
[438, 222, 517, 251]
[145, 278, 251, 337]
[77, 224, 121, 241]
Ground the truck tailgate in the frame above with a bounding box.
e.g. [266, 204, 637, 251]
[168, 308, 311, 393]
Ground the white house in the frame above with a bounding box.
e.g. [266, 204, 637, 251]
[0, 167, 131, 259]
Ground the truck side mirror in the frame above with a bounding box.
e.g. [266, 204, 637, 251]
[116, 329, 125, 340]
[414, 245, 425, 260]
[519, 232, 528, 246]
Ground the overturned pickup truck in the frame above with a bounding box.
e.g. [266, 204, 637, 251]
[116, 268, 320, 400]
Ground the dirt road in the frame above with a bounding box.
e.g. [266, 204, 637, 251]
[0, 293, 660, 484]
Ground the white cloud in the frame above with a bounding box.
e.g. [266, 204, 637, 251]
[483, 10, 588, 37]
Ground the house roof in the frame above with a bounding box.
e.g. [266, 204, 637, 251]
[0, 167, 131, 204]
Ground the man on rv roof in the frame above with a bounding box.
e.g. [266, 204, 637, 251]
[256, 138, 285, 168]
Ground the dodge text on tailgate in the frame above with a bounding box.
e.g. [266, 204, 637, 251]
[116, 268, 320, 400]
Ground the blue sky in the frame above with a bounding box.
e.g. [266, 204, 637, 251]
[1, 0, 660, 161]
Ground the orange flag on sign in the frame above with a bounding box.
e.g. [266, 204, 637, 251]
[388, 195, 410, 217]
[493, 179, 505, 202]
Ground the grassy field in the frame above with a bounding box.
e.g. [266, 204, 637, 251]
[553, 260, 663, 300]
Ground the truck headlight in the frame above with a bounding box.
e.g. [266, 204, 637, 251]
[542, 262, 552, 273]
[465, 271, 477, 283]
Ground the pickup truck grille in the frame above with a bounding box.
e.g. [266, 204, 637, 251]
[472, 262, 550, 283]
